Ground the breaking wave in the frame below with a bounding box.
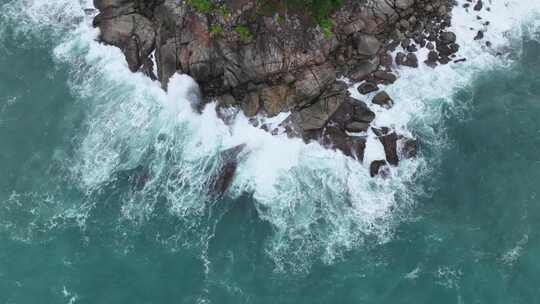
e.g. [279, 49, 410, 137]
[1, 0, 539, 272]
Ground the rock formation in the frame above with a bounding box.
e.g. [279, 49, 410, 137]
[93, 0, 461, 178]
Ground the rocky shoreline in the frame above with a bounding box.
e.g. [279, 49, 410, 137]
[92, 0, 480, 183]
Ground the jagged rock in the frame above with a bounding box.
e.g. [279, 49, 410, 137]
[261, 85, 293, 116]
[321, 127, 366, 161]
[94, 13, 155, 72]
[93, 0, 458, 166]
[345, 121, 370, 133]
[473, 0, 483, 11]
[295, 63, 337, 103]
[372, 91, 393, 108]
[373, 127, 399, 166]
[329, 97, 375, 127]
[210, 144, 247, 197]
[358, 82, 379, 94]
[241, 92, 261, 117]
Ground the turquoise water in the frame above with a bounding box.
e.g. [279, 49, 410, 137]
[1, 1, 540, 303]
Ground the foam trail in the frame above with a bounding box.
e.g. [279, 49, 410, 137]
[1, 0, 539, 272]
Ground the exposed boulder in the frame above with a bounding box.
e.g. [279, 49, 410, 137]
[373, 127, 399, 166]
[372, 91, 393, 108]
[358, 82, 379, 95]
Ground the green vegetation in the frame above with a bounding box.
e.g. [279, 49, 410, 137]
[189, 0, 343, 38]
[257, 0, 343, 35]
[187, 0, 212, 13]
[209, 24, 223, 36]
[217, 4, 230, 17]
[234, 25, 253, 42]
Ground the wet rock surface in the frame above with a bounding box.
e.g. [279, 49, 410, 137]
[93, 0, 463, 178]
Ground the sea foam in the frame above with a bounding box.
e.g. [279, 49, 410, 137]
[1, 0, 539, 271]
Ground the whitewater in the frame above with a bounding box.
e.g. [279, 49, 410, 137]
[1, 0, 540, 278]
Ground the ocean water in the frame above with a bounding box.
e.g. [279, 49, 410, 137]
[1, 0, 540, 303]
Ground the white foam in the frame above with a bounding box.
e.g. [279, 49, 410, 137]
[2, 0, 539, 270]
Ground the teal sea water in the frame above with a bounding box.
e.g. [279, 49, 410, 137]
[1, 1, 540, 303]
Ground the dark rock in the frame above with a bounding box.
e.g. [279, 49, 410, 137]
[427, 50, 439, 62]
[370, 160, 389, 177]
[437, 42, 460, 56]
[473, 0, 483, 11]
[403, 53, 419, 67]
[439, 56, 451, 64]
[358, 82, 379, 95]
[329, 97, 375, 127]
[407, 44, 418, 52]
[345, 121, 370, 133]
[395, 52, 407, 65]
[379, 53, 393, 70]
[373, 127, 399, 165]
[474, 31, 484, 40]
[426, 42, 435, 50]
[373, 71, 397, 84]
[210, 144, 247, 197]
[454, 58, 467, 63]
[321, 127, 366, 161]
[401, 38, 412, 49]
[439, 31, 457, 44]
[372, 91, 393, 108]
[350, 61, 378, 81]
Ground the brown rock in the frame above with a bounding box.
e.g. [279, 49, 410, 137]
[261, 85, 293, 116]
[372, 91, 393, 108]
[373, 71, 397, 84]
[358, 82, 379, 95]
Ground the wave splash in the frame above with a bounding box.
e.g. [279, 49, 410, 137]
[1, 0, 539, 271]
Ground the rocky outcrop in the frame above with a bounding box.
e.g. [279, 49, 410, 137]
[93, 0, 457, 182]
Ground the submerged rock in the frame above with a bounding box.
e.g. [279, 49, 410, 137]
[209, 144, 247, 197]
